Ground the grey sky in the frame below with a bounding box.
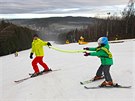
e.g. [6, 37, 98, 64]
[0, 0, 130, 18]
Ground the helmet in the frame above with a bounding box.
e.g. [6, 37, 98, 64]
[97, 37, 108, 45]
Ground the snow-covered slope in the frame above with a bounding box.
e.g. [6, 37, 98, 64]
[0, 39, 135, 101]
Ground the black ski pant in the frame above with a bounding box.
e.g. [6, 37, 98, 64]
[96, 65, 112, 82]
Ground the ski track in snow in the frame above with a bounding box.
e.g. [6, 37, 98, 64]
[0, 39, 135, 101]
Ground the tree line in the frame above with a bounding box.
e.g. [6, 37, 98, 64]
[57, 0, 135, 43]
[0, 20, 36, 56]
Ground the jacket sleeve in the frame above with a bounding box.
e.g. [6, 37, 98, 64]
[40, 39, 48, 46]
[89, 47, 96, 51]
[43, 41, 48, 46]
[90, 50, 107, 57]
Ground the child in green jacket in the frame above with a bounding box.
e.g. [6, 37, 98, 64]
[83, 37, 114, 87]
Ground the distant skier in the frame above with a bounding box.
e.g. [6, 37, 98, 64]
[30, 34, 52, 77]
[83, 37, 114, 87]
[14, 51, 18, 57]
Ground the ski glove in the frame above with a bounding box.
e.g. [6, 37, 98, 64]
[30, 53, 33, 59]
[83, 47, 89, 50]
[84, 52, 91, 56]
[47, 42, 52, 47]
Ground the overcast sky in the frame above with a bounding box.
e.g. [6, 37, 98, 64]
[0, 0, 129, 19]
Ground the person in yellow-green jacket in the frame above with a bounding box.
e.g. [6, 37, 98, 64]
[30, 34, 52, 77]
[83, 37, 114, 87]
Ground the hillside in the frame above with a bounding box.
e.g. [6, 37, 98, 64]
[0, 39, 134, 101]
[0, 20, 35, 56]
[11, 16, 95, 27]
[10, 16, 135, 44]
[10, 17, 97, 41]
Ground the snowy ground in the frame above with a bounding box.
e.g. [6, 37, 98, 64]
[0, 39, 135, 101]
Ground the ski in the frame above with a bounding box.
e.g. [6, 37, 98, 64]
[80, 77, 104, 85]
[14, 69, 61, 83]
[29, 69, 52, 76]
[80, 79, 94, 85]
[84, 84, 131, 89]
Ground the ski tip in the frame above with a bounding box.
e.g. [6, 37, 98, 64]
[80, 82, 83, 85]
[14, 81, 21, 83]
[119, 86, 132, 88]
[126, 86, 132, 88]
[84, 86, 88, 89]
[114, 83, 132, 88]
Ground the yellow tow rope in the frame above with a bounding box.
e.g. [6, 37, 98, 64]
[49, 46, 88, 53]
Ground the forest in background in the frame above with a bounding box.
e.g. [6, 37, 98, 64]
[0, 20, 35, 56]
[58, 0, 135, 43]
[0, 0, 134, 56]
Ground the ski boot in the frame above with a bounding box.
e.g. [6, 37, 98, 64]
[93, 75, 104, 81]
[40, 68, 52, 74]
[31, 72, 41, 77]
[100, 81, 114, 87]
